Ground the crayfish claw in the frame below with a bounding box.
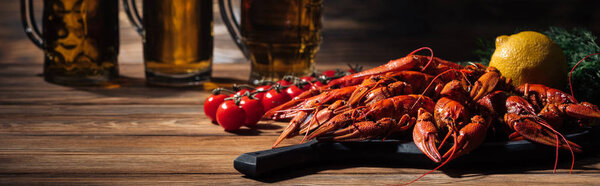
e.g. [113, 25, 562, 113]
[272, 109, 315, 148]
[306, 110, 355, 141]
[563, 103, 600, 127]
[321, 121, 375, 142]
[324, 118, 401, 141]
[263, 98, 306, 120]
[413, 108, 442, 163]
[469, 67, 504, 101]
[505, 113, 583, 153]
[272, 119, 301, 148]
[299, 100, 347, 134]
[442, 115, 489, 160]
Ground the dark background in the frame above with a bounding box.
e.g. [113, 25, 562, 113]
[1, 0, 599, 65]
[320, 0, 600, 63]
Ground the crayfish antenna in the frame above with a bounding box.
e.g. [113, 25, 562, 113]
[408, 47, 434, 72]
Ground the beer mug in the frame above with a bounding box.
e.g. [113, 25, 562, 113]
[21, 0, 120, 85]
[219, 0, 323, 82]
[123, 0, 213, 86]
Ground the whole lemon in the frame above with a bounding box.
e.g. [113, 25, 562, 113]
[489, 31, 567, 89]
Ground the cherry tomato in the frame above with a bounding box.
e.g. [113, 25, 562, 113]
[239, 96, 264, 126]
[300, 76, 315, 82]
[322, 70, 336, 77]
[235, 89, 251, 97]
[313, 81, 325, 87]
[216, 100, 246, 131]
[285, 85, 304, 99]
[310, 84, 322, 91]
[262, 89, 291, 111]
[298, 83, 312, 91]
[204, 94, 229, 124]
[253, 85, 271, 101]
[276, 79, 292, 86]
[299, 76, 316, 90]
[348, 69, 356, 74]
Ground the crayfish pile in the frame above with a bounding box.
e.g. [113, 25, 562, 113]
[263, 47, 600, 176]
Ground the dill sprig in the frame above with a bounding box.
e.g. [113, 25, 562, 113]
[472, 37, 495, 66]
[544, 27, 600, 105]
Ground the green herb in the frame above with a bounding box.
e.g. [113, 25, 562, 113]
[472, 37, 495, 66]
[474, 27, 600, 105]
[545, 27, 600, 105]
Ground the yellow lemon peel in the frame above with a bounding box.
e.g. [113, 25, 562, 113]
[489, 31, 567, 89]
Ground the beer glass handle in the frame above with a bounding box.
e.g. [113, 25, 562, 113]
[123, 0, 144, 35]
[218, 0, 250, 59]
[20, 0, 43, 49]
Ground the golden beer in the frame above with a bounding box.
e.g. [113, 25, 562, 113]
[141, 0, 213, 86]
[241, 0, 322, 81]
[23, 0, 120, 85]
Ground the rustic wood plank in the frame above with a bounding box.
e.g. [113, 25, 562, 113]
[0, 136, 295, 155]
[0, 90, 208, 105]
[0, 154, 237, 174]
[0, 116, 286, 136]
[0, 104, 253, 136]
[1, 171, 600, 185]
[0, 152, 596, 175]
[0, 105, 202, 116]
[0, 104, 284, 137]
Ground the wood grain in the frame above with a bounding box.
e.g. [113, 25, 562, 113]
[2, 173, 600, 186]
[0, 116, 285, 136]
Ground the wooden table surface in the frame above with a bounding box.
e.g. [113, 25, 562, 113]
[0, 62, 599, 185]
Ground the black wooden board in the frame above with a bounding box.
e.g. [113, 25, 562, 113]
[234, 127, 600, 178]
